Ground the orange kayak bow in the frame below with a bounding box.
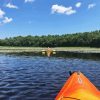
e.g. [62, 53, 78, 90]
[55, 72, 100, 100]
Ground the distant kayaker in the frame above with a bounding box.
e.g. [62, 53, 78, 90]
[42, 47, 56, 57]
[46, 47, 52, 57]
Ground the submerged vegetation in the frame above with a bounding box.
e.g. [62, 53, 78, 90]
[0, 30, 100, 47]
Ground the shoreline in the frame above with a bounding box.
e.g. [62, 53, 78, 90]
[0, 46, 100, 53]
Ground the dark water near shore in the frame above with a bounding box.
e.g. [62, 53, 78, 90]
[0, 52, 100, 100]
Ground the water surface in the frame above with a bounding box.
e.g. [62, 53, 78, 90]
[0, 54, 100, 100]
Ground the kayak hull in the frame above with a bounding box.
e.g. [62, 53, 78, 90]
[55, 72, 100, 100]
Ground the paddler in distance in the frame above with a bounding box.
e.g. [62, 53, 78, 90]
[42, 47, 56, 57]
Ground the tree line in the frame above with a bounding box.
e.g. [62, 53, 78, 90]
[0, 30, 100, 47]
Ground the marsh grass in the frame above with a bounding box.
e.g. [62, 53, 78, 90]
[0, 46, 100, 53]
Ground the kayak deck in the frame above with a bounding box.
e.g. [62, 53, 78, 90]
[55, 72, 100, 100]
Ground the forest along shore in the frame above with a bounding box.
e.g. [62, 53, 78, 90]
[0, 46, 100, 53]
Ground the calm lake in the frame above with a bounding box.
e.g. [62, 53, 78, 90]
[0, 52, 100, 100]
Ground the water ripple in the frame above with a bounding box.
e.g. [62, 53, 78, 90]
[0, 54, 99, 100]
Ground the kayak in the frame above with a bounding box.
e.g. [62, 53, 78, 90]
[55, 72, 100, 100]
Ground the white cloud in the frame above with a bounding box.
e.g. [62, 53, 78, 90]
[75, 2, 82, 8]
[2, 17, 13, 24]
[0, 9, 13, 25]
[0, 9, 5, 18]
[88, 3, 96, 9]
[25, 0, 35, 3]
[6, 3, 18, 9]
[51, 4, 76, 15]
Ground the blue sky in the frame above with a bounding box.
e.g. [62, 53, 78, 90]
[0, 0, 100, 38]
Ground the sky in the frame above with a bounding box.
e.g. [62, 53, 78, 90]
[0, 0, 100, 38]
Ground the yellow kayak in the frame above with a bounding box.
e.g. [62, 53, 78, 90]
[55, 72, 100, 100]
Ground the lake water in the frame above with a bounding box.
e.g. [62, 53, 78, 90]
[0, 53, 100, 100]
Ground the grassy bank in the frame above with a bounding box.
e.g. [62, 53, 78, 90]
[0, 46, 100, 53]
[55, 47, 100, 53]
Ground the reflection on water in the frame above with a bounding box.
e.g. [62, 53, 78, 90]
[7, 51, 100, 60]
[0, 53, 100, 100]
[55, 51, 100, 60]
